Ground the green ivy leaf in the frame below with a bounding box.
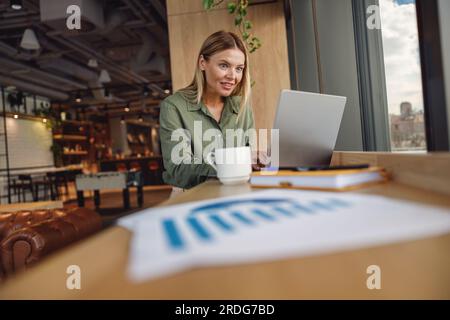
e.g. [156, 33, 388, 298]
[234, 15, 242, 26]
[243, 31, 249, 40]
[227, 2, 236, 13]
[244, 20, 252, 30]
[239, 8, 247, 16]
[203, 0, 214, 10]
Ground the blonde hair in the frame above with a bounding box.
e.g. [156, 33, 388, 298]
[178, 30, 251, 119]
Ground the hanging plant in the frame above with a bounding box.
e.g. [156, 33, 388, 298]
[36, 103, 61, 130]
[6, 92, 23, 111]
[203, 0, 262, 53]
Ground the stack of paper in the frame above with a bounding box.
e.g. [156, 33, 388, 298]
[118, 189, 450, 282]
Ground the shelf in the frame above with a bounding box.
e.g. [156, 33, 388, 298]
[53, 134, 87, 141]
[63, 151, 88, 156]
[126, 120, 158, 127]
[62, 120, 92, 126]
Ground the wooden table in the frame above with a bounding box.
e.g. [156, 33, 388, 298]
[99, 156, 164, 186]
[0, 152, 449, 299]
[75, 172, 143, 210]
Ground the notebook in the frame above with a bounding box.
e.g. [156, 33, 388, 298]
[250, 167, 388, 191]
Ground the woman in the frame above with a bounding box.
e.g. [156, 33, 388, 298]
[159, 30, 256, 193]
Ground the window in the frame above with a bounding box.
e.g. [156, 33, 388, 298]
[379, 0, 426, 151]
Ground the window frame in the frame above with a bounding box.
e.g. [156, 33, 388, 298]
[416, 0, 449, 151]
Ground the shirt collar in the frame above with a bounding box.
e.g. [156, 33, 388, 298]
[187, 96, 240, 114]
[187, 102, 201, 112]
[229, 97, 240, 114]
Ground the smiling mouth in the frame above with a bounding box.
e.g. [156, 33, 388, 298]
[220, 82, 234, 89]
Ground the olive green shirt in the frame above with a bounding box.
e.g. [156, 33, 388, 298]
[159, 91, 255, 189]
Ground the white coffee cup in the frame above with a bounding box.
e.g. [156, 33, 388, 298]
[205, 146, 252, 185]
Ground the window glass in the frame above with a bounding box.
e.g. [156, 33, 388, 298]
[379, 0, 426, 151]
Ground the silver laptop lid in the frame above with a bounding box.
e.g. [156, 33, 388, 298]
[272, 90, 346, 167]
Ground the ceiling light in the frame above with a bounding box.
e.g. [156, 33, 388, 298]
[98, 69, 111, 83]
[120, 116, 125, 124]
[143, 86, 150, 97]
[138, 114, 143, 122]
[10, 0, 22, 10]
[20, 28, 40, 50]
[88, 59, 98, 68]
[13, 114, 18, 119]
[75, 92, 82, 103]
[164, 89, 170, 94]
[124, 104, 130, 112]
[42, 118, 47, 123]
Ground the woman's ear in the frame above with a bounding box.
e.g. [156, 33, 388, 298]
[199, 55, 206, 71]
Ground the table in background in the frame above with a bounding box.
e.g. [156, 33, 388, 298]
[75, 171, 143, 210]
[0, 165, 83, 204]
[99, 156, 164, 186]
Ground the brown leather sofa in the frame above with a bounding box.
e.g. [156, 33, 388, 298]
[0, 208, 102, 279]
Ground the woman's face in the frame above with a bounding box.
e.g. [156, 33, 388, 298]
[199, 48, 245, 98]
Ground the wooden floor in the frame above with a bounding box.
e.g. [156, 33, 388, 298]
[63, 185, 173, 227]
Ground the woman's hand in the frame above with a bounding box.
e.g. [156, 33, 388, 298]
[251, 150, 270, 171]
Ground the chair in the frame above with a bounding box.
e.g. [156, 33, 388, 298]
[130, 161, 141, 172]
[33, 175, 53, 201]
[44, 172, 68, 200]
[15, 175, 36, 202]
[148, 160, 164, 184]
[148, 160, 160, 171]
[4, 177, 22, 203]
[55, 171, 69, 197]
[116, 163, 128, 172]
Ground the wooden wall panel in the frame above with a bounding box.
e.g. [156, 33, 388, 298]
[331, 151, 450, 196]
[166, 0, 291, 130]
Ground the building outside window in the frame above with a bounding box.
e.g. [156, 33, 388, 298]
[379, 0, 426, 151]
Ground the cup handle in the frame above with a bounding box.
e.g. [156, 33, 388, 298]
[205, 152, 217, 171]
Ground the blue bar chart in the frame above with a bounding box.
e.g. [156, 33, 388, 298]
[161, 197, 352, 250]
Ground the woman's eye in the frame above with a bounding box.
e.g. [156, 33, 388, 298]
[219, 64, 228, 69]
[236, 67, 244, 73]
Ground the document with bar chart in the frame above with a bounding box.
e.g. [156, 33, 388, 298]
[118, 190, 450, 282]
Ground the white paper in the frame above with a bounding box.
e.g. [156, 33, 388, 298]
[117, 189, 450, 282]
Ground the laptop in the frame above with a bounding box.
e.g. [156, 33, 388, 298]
[271, 90, 346, 167]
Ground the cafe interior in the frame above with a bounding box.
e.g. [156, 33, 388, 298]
[0, 0, 450, 300]
[0, 0, 171, 209]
